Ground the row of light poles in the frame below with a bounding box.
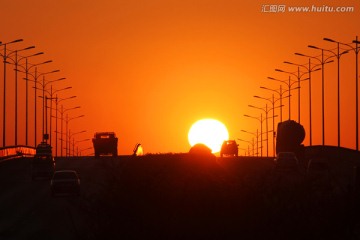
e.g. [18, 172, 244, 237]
[241, 36, 360, 155]
[0, 39, 87, 156]
[308, 39, 349, 148]
[299, 37, 358, 149]
[1, 39, 24, 147]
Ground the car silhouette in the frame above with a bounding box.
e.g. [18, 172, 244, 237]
[51, 170, 80, 196]
[307, 158, 330, 175]
[220, 140, 239, 157]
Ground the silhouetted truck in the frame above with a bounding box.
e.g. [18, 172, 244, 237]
[31, 142, 55, 180]
[276, 120, 305, 160]
[35, 141, 52, 155]
[92, 132, 118, 158]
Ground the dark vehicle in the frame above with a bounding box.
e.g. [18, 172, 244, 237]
[31, 142, 55, 180]
[92, 132, 118, 158]
[31, 155, 55, 180]
[35, 141, 52, 155]
[307, 158, 330, 175]
[220, 140, 238, 157]
[274, 152, 300, 173]
[51, 170, 80, 196]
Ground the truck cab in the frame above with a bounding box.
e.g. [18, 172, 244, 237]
[92, 132, 118, 158]
[31, 142, 55, 180]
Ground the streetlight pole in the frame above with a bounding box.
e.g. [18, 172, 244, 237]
[355, 37, 360, 151]
[40, 74, 62, 141]
[24, 66, 57, 146]
[249, 104, 280, 157]
[69, 130, 86, 157]
[275, 68, 309, 124]
[254, 94, 284, 157]
[267, 77, 299, 120]
[237, 138, 255, 156]
[249, 104, 269, 157]
[38, 85, 71, 147]
[354, 37, 360, 151]
[316, 38, 349, 147]
[56, 100, 78, 157]
[241, 129, 259, 156]
[260, 85, 284, 122]
[313, 37, 359, 149]
[244, 113, 263, 157]
[78, 147, 93, 157]
[0, 39, 23, 146]
[283, 61, 321, 146]
[54, 104, 79, 157]
[16, 52, 44, 145]
[4, 45, 35, 145]
[65, 114, 84, 157]
[48, 87, 72, 149]
[299, 49, 335, 146]
[72, 137, 89, 157]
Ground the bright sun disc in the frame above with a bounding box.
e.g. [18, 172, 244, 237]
[188, 119, 229, 153]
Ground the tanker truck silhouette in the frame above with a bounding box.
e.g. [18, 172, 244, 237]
[276, 120, 305, 160]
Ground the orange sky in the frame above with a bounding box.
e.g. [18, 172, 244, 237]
[1, 0, 360, 155]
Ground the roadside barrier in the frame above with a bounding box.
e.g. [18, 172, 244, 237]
[0, 145, 36, 161]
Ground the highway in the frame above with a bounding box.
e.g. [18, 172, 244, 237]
[0, 155, 274, 239]
[0, 157, 101, 240]
[0, 154, 359, 239]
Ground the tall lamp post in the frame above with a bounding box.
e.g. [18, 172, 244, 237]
[65, 114, 85, 157]
[0, 39, 23, 146]
[275, 68, 309, 124]
[78, 146, 93, 157]
[73, 138, 90, 157]
[39, 75, 63, 141]
[295, 51, 334, 146]
[4, 45, 35, 145]
[237, 138, 255, 157]
[48, 87, 72, 147]
[283, 61, 321, 146]
[254, 95, 285, 156]
[16, 52, 45, 145]
[244, 113, 264, 157]
[37, 85, 71, 147]
[249, 104, 280, 157]
[26, 68, 57, 147]
[321, 37, 359, 150]
[55, 104, 79, 157]
[238, 147, 248, 157]
[249, 104, 270, 157]
[241, 129, 259, 156]
[309, 40, 348, 147]
[69, 130, 86, 157]
[260, 86, 290, 122]
[267, 77, 299, 120]
[24, 67, 58, 146]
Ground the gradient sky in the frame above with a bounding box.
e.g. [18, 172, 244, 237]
[1, 0, 359, 155]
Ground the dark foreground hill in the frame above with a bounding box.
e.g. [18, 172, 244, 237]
[61, 152, 360, 240]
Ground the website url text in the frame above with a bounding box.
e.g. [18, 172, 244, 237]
[261, 5, 355, 13]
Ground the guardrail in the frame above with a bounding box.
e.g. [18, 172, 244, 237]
[0, 145, 36, 161]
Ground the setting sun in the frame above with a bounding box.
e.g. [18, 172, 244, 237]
[188, 119, 229, 153]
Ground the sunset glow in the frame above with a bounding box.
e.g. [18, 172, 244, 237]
[188, 119, 229, 153]
[0, 1, 359, 154]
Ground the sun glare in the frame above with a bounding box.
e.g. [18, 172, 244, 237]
[188, 119, 229, 153]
